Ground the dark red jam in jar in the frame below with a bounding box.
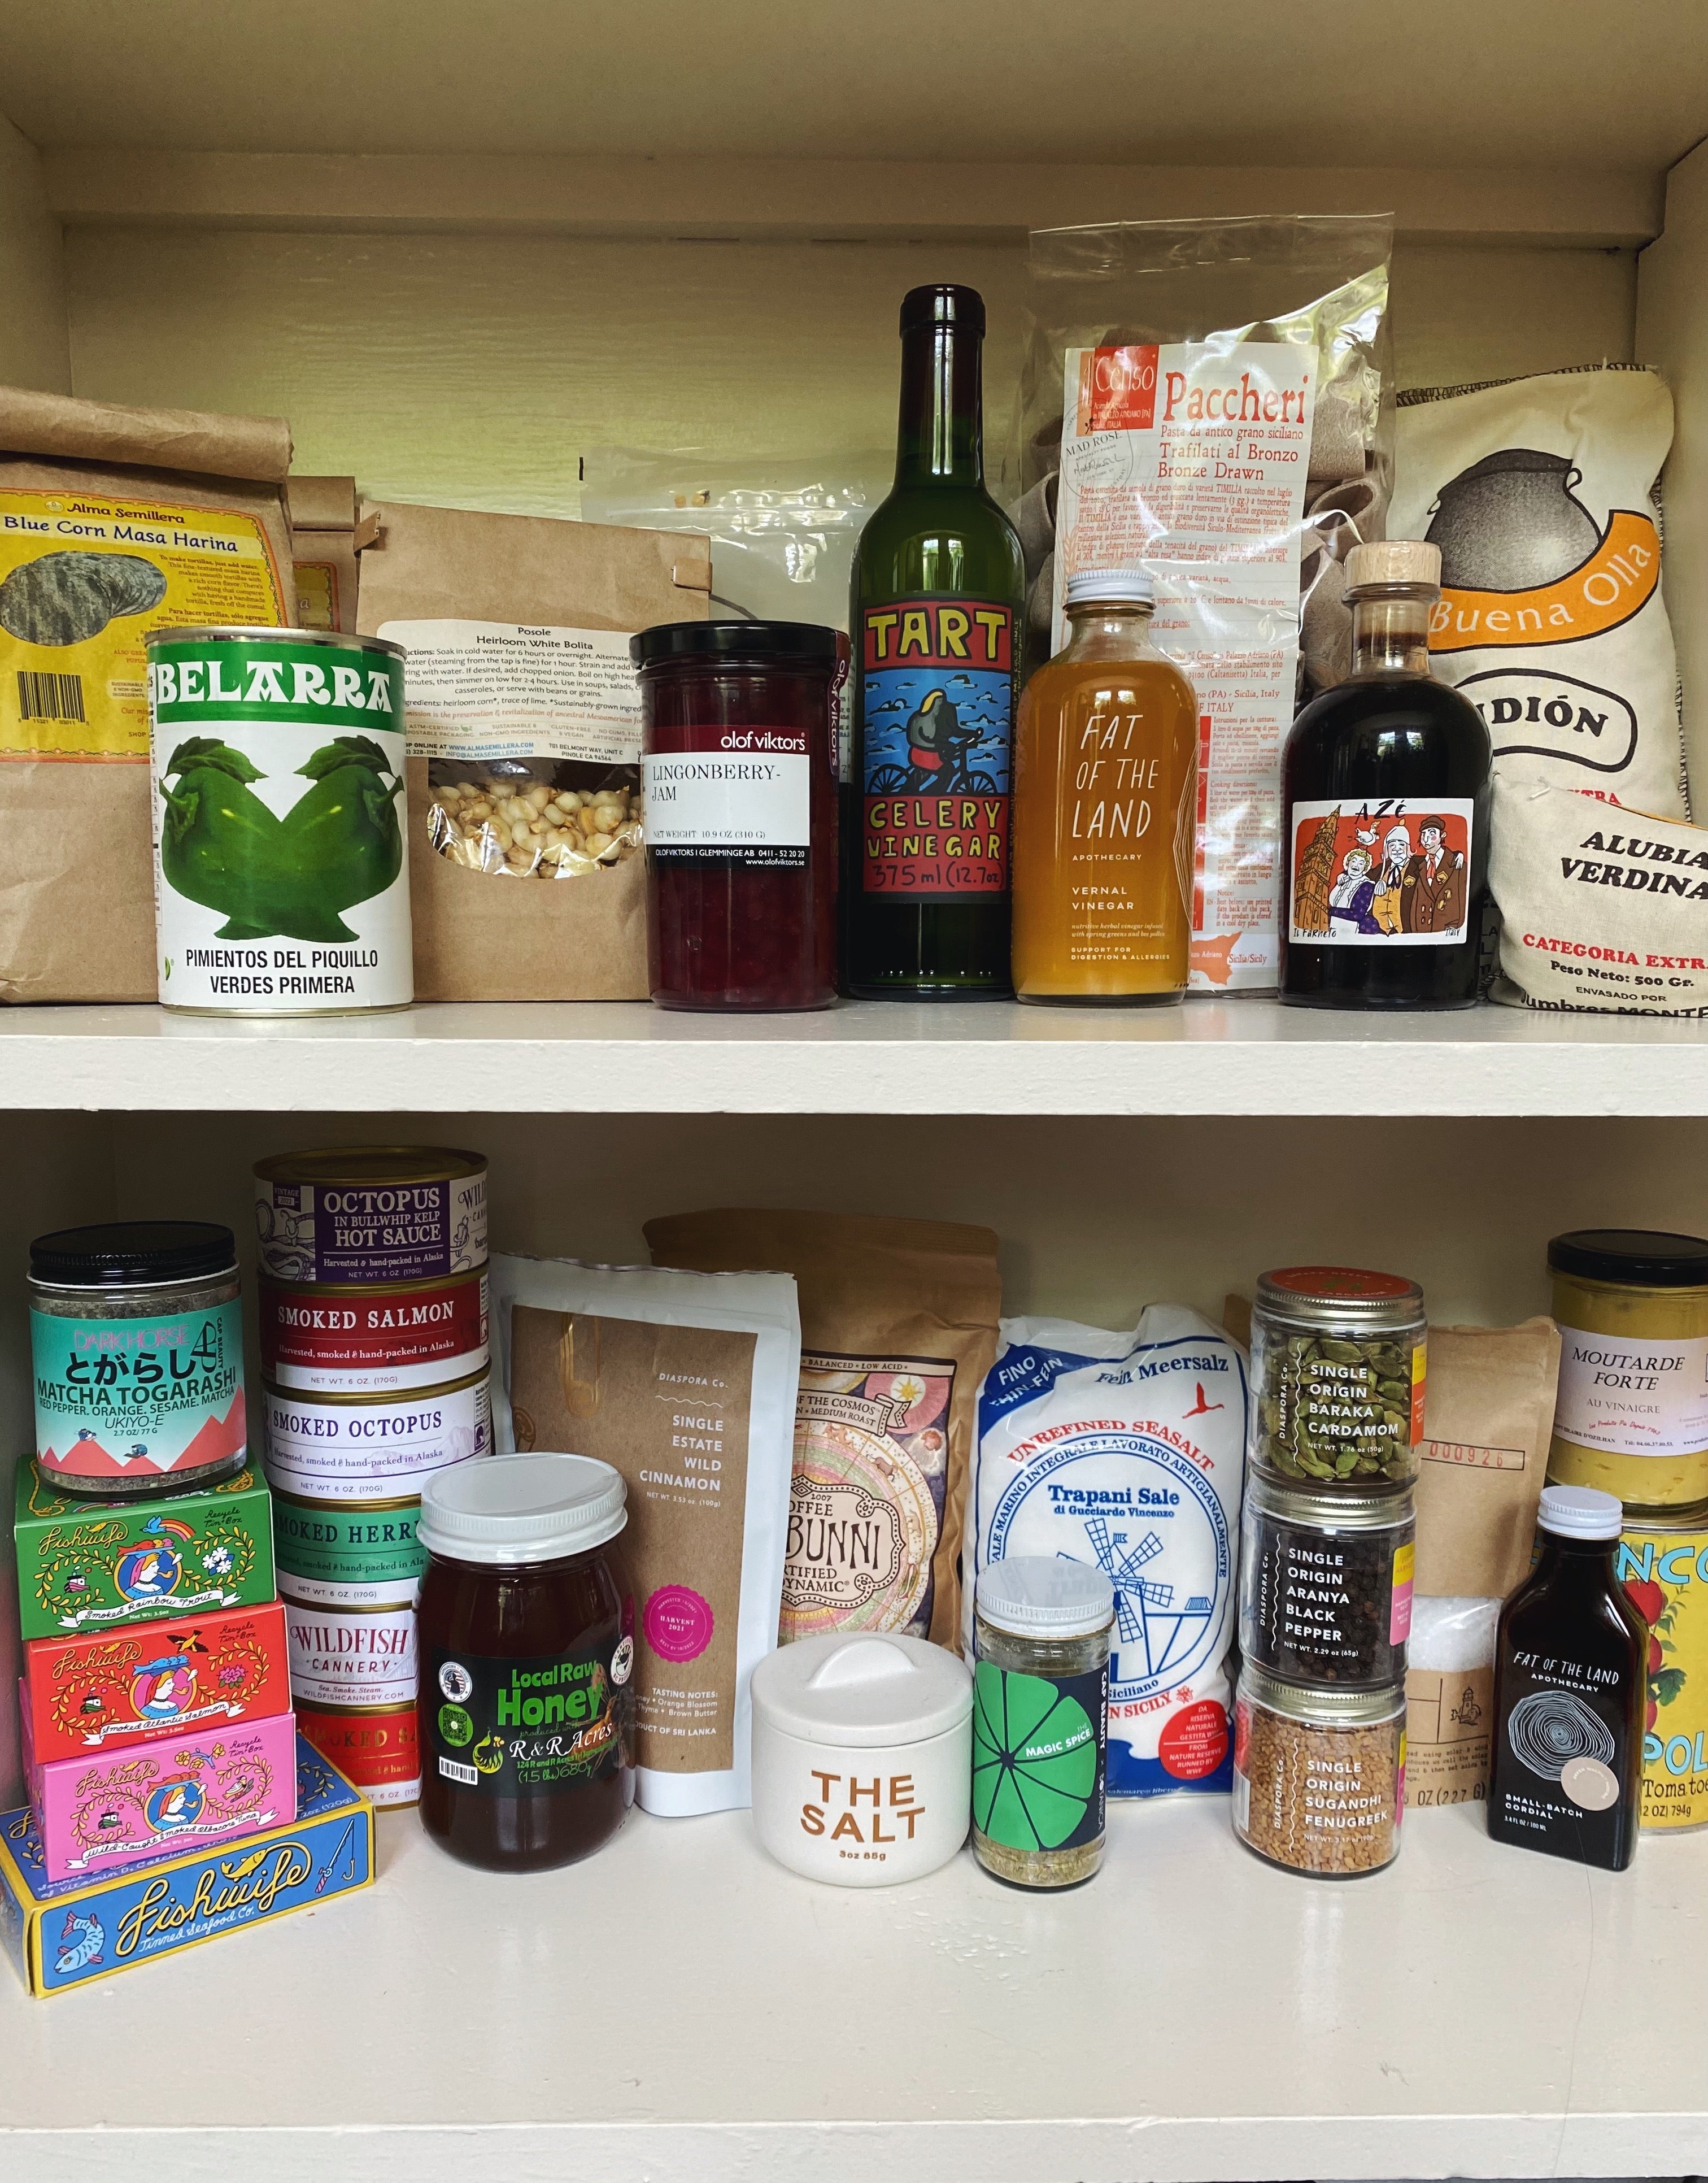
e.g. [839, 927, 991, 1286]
[417, 1451, 633, 1871]
[633, 620, 839, 1010]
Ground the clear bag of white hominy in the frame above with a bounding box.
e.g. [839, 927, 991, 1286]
[966, 1307, 1247, 1797]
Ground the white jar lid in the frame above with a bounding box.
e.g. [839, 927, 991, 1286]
[977, 1556, 1116, 1638]
[1538, 1482, 1623, 1541]
[419, 1450, 626, 1566]
[751, 1632, 972, 1749]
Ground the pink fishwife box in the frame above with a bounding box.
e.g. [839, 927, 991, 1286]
[22, 1703, 297, 1885]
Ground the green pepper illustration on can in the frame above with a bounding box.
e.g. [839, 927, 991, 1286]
[147, 628, 413, 1014]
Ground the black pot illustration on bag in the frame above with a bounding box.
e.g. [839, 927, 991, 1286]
[1425, 449, 1601, 591]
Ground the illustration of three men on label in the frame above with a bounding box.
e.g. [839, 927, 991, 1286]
[1327, 814, 1467, 938]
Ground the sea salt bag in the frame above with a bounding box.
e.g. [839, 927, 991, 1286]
[966, 1307, 1247, 1796]
[491, 1255, 800, 1816]
[1392, 367, 1687, 818]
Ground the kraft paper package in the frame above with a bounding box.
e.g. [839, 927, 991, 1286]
[356, 499, 711, 1001]
[644, 1208, 1002, 1651]
[1392, 366, 1688, 820]
[491, 1254, 799, 1816]
[0, 386, 295, 1003]
[1489, 776, 1708, 1016]
[289, 475, 359, 633]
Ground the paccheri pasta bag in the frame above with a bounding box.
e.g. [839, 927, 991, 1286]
[0, 386, 294, 1002]
[356, 499, 711, 1001]
[644, 1208, 1001, 1650]
[968, 1307, 1247, 1797]
[491, 1254, 799, 1816]
[1392, 367, 1687, 819]
[1489, 776, 1708, 1015]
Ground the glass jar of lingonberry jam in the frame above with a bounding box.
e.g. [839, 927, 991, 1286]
[632, 620, 839, 1010]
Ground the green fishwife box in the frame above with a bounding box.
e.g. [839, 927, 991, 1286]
[12, 1460, 276, 1641]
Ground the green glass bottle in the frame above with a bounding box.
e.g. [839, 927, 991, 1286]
[844, 284, 1025, 998]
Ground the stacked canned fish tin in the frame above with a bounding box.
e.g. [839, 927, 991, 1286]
[255, 1147, 490, 1807]
[1231, 1267, 1423, 1879]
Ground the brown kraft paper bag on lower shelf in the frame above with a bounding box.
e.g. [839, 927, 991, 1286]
[0, 387, 295, 1003]
[355, 499, 711, 1001]
[289, 475, 359, 633]
[645, 1208, 1002, 1649]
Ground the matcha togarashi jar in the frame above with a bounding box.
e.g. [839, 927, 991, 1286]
[1548, 1229, 1708, 1509]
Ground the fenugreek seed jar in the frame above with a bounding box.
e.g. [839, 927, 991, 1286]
[972, 1557, 1114, 1891]
[1548, 1229, 1708, 1508]
[1250, 1265, 1427, 1489]
[1232, 1663, 1405, 1877]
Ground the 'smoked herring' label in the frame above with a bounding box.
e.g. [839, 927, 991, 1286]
[273, 1493, 425, 1608]
[147, 628, 413, 1014]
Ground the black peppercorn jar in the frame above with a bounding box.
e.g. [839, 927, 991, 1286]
[1240, 1476, 1415, 1688]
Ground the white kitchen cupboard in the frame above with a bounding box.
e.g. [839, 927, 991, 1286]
[1, 6, 1707, 2178]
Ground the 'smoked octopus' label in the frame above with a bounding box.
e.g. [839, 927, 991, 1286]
[283, 1593, 419, 1708]
[146, 630, 412, 1014]
[255, 1166, 487, 1284]
[296, 1701, 420, 1806]
[259, 1269, 490, 1393]
[262, 1372, 490, 1502]
[30, 1296, 246, 1489]
[272, 1493, 425, 1607]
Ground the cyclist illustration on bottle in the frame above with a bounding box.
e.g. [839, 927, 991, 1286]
[868, 688, 1000, 796]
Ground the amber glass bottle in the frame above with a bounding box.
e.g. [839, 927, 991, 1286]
[1012, 571, 1199, 1004]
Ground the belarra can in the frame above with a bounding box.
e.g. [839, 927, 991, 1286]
[146, 627, 412, 1015]
[258, 1268, 489, 1394]
[1618, 1500, 1708, 1830]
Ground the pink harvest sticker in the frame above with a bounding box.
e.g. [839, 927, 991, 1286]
[644, 1584, 715, 1663]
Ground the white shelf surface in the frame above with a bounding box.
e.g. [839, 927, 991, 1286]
[2, 999, 1707, 1116]
[3, 1791, 1706, 2182]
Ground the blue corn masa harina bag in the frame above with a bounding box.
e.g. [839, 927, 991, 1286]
[964, 1307, 1247, 1796]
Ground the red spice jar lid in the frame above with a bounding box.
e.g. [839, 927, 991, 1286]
[1257, 1265, 1425, 1329]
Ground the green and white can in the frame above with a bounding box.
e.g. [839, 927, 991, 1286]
[146, 626, 413, 1015]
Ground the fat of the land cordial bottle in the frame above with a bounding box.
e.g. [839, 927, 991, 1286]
[843, 284, 1026, 998]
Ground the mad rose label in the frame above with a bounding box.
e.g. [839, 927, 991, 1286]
[860, 597, 1014, 896]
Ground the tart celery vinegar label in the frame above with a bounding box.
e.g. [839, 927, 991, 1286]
[147, 633, 412, 1012]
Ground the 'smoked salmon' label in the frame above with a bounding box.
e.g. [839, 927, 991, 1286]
[262, 1372, 490, 1502]
[147, 629, 412, 1014]
[259, 1269, 489, 1393]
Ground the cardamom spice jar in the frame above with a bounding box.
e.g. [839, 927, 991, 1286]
[1239, 1476, 1415, 1687]
[972, 1558, 1114, 1891]
[1250, 1265, 1427, 1489]
[1232, 1663, 1405, 1877]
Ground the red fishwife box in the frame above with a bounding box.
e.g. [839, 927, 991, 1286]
[21, 1601, 290, 1766]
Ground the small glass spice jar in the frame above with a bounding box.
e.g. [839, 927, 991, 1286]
[972, 1556, 1114, 1891]
[1240, 1476, 1415, 1688]
[633, 620, 839, 1011]
[1250, 1264, 1427, 1490]
[1232, 1663, 1406, 1877]
[28, 1221, 247, 1499]
[417, 1450, 634, 1872]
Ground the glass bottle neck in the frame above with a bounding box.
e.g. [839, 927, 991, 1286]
[1533, 1532, 1617, 1586]
[1350, 594, 1433, 676]
[1061, 602, 1155, 662]
[894, 320, 984, 489]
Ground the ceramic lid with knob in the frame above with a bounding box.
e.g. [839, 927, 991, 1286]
[750, 1631, 973, 1749]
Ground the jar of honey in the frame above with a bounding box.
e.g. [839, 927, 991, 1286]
[417, 1451, 633, 1870]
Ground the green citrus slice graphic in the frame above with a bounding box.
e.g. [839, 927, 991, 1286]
[972, 1661, 1097, 1850]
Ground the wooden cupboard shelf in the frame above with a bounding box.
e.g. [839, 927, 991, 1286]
[0, 999, 1704, 1117]
[2, 1792, 1705, 2182]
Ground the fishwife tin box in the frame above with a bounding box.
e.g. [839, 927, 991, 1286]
[24, 1707, 299, 1885]
[0, 1736, 373, 1996]
[13, 1460, 276, 1642]
[21, 1601, 290, 1765]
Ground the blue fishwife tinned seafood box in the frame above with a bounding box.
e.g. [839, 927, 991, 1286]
[0, 1733, 373, 1994]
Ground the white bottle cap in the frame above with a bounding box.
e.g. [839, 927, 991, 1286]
[1065, 567, 1154, 608]
[419, 1450, 626, 1566]
[1537, 1483, 1623, 1541]
[977, 1556, 1116, 1638]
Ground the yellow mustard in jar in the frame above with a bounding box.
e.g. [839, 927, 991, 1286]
[1548, 1230, 1708, 1508]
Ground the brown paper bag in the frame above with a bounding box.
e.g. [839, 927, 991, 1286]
[645, 1208, 1002, 1651]
[289, 475, 359, 633]
[1404, 1664, 1494, 1807]
[1416, 1317, 1561, 1597]
[355, 499, 710, 1002]
[0, 387, 294, 1004]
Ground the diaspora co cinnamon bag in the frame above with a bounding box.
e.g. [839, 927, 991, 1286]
[1392, 366, 1687, 818]
[645, 1208, 1001, 1650]
[356, 499, 711, 1001]
[491, 1254, 799, 1816]
[0, 386, 294, 1002]
[1489, 777, 1708, 1015]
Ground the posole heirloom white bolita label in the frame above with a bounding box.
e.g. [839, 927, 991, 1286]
[1554, 1331, 1708, 1458]
[263, 1373, 491, 1501]
[146, 630, 413, 1014]
[376, 619, 642, 766]
[284, 1594, 419, 1706]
